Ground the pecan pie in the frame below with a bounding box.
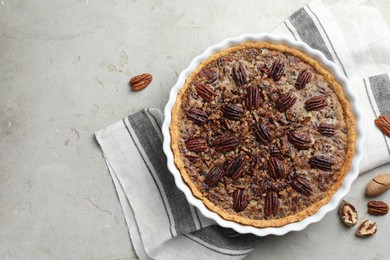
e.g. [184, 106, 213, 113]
[170, 42, 356, 227]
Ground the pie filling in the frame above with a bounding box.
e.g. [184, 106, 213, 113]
[170, 42, 356, 227]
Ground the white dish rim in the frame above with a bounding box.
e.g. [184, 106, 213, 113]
[161, 32, 365, 236]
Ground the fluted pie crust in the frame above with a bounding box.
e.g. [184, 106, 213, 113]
[170, 42, 356, 227]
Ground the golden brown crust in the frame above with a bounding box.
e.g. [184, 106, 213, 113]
[170, 41, 357, 227]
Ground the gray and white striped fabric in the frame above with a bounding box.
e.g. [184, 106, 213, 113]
[95, 0, 390, 259]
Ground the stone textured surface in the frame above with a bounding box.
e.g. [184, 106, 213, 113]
[1, 0, 390, 259]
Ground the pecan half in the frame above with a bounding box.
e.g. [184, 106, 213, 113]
[276, 91, 297, 112]
[288, 131, 312, 150]
[317, 123, 336, 136]
[268, 59, 285, 81]
[233, 189, 248, 212]
[221, 104, 244, 121]
[196, 84, 215, 101]
[295, 69, 312, 90]
[375, 115, 390, 137]
[265, 191, 279, 217]
[290, 177, 312, 196]
[304, 95, 328, 111]
[356, 220, 377, 238]
[130, 73, 152, 91]
[367, 201, 389, 216]
[245, 86, 261, 109]
[204, 166, 224, 187]
[267, 157, 285, 180]
[185, 153, 199, 160]
[309, 155, 335, 171]
[253, 123, 273, 145]
[270, 146, 282, 159]
[232, 62, 248, 86]
[339, 200, 358, 227]
[212, 134, 240, 152]
[221, 119, 237, 133]
[187, 108, 208, 125]
[225, 155, 246, 180]
[185, 138, 208, 152]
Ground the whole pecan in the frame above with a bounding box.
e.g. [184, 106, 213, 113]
[225, 155, 246, 180]
[212, 134, 240, 152]
[204, 166, 224, 187]
[253, 123, 273, 145]
[264, 191, 279, 217]
[221, 104, 244, 121]
[367, 201, 389, 216]
[233, 189, 248, 212]
[129, 73, 152, 91]
[375, 115, 390, 137]
[276, 91, 297, 112]
[187, 108, 208, 125]
[365, 173, 390, 196]
[195, 84, 215, 101]
[290, 177, 312, 196]
[288, 131, 312, 150]
[267, 157, 285, 180]
[185, 138, 208, 152]
[232, 62, 248, 87]
[304, 95, 328, 111]
[245, 86, 261, 109]
[309, 155, 335, 171]
[356, 220, 377, 238]
[268, 59, 285, 81]
[295, 69, 312, 90]
[339, 200, 358, 227]
[317, 123, 336, 136]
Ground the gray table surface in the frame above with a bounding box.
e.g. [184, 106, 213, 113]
[1, 0, 390, 259]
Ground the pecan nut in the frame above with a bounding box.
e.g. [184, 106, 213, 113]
[339, 200, 358, 227]
[185, 138, 208, 152]
[267, 157, 285, 180]
[225, 155, 246, 180]
[185, 153, 199, 160]
[196, 84, 215, 101]
[232, 62, 248, 86]
[129, 73, 152, 91]
[233, 189, 248, 212]
[367, 200, 389, 215]
[317, 123, 336, 136]
[290, 177, 312, 196]
[204, 166, 224, 187]
[365, 173, 390, 196]
[304, 95, 328, 111]
[288, 131, 312, 150]
[356, 220, 377, 238]
[264, 191, 279, 217]
[276, 91, 297, 112]
[268, 59, 285, 81]
[221, 104, 244, 121]
[295, 69, 312, 90]
[253, 123, 273, 145]
[375, 115, 390, 137]
[212, 134, 240, 152]
[245, 86, 261, 109]
[270, 146, 282, 159]
[309, 155, 335, 171]
[187, 108, 208, 125]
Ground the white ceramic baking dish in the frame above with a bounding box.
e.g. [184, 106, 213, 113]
[162, 33, 364, 236]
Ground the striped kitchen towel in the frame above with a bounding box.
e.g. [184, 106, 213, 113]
[95, 0, 390, 259]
